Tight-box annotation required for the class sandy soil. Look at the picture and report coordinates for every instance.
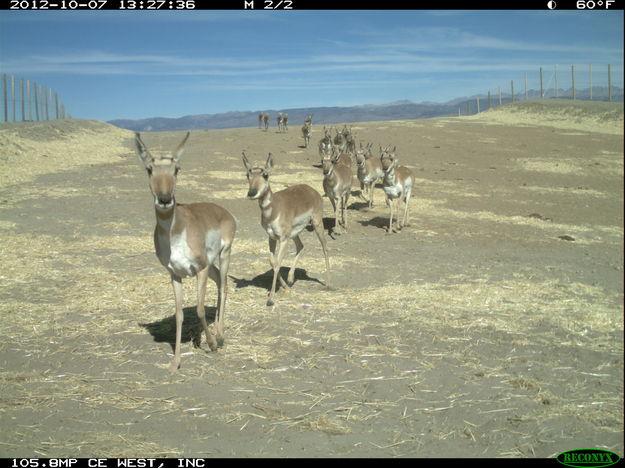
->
[0,100,623,458]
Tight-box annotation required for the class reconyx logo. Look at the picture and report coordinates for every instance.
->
[557,449,622,468]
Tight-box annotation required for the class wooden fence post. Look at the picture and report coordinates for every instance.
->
[608,64,612,102]
[2,74,7,122]
[11,75,15,122]
[540,67,544,98]
[511,81,514,102]
[571,65,576,100]
[589,64,592,100]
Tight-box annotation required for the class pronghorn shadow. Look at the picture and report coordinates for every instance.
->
[230,268,324,295]
[139,306,217,350]
[358,216,388,231]
[348,200,370,211]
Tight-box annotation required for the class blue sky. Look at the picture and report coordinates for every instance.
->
[0,10,623,122]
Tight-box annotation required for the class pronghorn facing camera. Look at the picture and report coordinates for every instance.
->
[283,113,289,132]
[380,146,414,233]
[242,152,331,306]
[263,113,269,131]
[318,126,333,159]
[322,148,353,234]
[355,143,383,208]
[258,113,263,129]
[135,132,237,373]
[277,113,284,132]
[333,128,346,154]
[302,121,311,148]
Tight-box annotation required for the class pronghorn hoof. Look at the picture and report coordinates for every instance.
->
[266,299,275,307]
[168,361,180,373]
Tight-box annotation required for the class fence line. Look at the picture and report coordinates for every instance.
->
[460,63,620,116]
[1,73,69,123]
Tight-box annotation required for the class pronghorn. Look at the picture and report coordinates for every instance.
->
[322,147,353,233]
[263,113,269,131]
[380,146,414,233]
[355,142,383,208]
[283,113,289,132]
[242,152,331,306]
[343,126,356,155]
[135,132,237,373]
[318,126,333,159]
[258,113,263,129]
[333,128,346,154]
[277,113,284,132]
[302,121,312,148]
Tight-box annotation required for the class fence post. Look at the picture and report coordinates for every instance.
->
[571,65,576,100]
[488,91,492,109]
[511,81,514,102]
[540,67,544,98]
[589,64,592,100]
[2,74,7,122]
[608,64,612,102]
[20,78,25,121]
[11,75,16,122]
[498,86,502,106]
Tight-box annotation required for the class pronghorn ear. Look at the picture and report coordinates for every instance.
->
[265,153,274,172]
[173,131,190,164]
[134,132,153,168]
[241,151,251,172]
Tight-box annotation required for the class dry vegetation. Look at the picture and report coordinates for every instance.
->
[0,101,623,458]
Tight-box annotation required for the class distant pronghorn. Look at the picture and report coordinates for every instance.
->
[258,113,263,129]
[263,113,269,131]
[355,142,383,208]
[277,113,284,132]
[302,121,312,148]
[322,147,353,233]
[333,128,346,154]
[343,126,356,155]
[304,114,313,126]
[283,113,289,132]
[380,146,414,233]
[318,126,333,159]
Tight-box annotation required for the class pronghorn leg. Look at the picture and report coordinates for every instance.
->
[197,267,219,352]
[214,245,231,346]
[268,238,291,291]
[402,189,412,228]
[341,192,349,230]
[329,197,339,233]
[312,211,331,289]
[287,235,304,285]
[169,274,184,373]
[268,238,290,306]
[386,197,394,233]
[370,182,375,208]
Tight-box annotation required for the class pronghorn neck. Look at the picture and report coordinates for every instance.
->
[155,201,176,235]
[257,184,274,219]
[383,164,396,183]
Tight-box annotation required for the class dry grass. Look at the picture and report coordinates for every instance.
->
[0,113,622,457]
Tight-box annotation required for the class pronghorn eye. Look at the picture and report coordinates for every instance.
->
[262,172,269,180]
[146,167,153,176]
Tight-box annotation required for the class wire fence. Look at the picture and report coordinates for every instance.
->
[459,63,621,116]
[1,73,70,123]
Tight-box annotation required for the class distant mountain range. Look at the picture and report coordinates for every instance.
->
[108,86,623,132]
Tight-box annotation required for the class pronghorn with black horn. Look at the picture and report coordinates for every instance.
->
[242,152,331,306]
[380,146,414,233]
[135,132,237,372]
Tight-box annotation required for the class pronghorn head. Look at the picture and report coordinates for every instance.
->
[135,132,190,211]
[355,144,367,168]
[242,151,273,200]
[380,146,398,173]
[322,147,340,176]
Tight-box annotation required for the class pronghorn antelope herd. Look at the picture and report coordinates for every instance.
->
[136,116,414,371]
